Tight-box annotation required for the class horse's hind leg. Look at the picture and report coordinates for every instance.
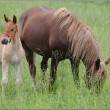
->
[41,56,49,83]
[70,58,80,88]
[49,51,59,91]
[21,42,36,89]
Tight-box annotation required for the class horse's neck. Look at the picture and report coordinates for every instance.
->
[69,29,100,69]
[70,26,100,71]
[82,52,99,71]
[11,34,21,50]
[81,40,100,71]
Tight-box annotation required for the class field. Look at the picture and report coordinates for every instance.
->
[0,0,110,109]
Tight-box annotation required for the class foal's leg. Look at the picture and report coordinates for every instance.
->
[70,58,80,87]
[41,56,49,83]
[14,63,22,96]
[49,51,59,91]
[1,60,9,94]
[14,63,22,87]
[22,42,36,89]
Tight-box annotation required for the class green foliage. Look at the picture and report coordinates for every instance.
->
[0,0,110,109]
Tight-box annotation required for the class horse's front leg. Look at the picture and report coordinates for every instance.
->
[41,56,49,84]
[1,60,9,94]
[14,62,22,96]
[14,63,22,88]
[70,58,80,88]
[49,51,59,91]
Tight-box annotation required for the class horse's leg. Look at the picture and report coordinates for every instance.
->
[26,51,36,89]
[14,63,22,87]
[41,56,49,83]
[49,51,59,91]
[14,62,22,95]
[21,42,36,89]
[1,60,9,95]
[70,58,80,88]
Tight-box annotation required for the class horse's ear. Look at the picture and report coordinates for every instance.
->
[105,58,110,65]
[95,59,100,70]
[13,15,17,24]
[4,14,9,22]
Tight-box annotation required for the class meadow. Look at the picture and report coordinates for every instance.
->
[0,0,110,109]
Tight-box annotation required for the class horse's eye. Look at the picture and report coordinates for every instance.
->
[11,29,14,31]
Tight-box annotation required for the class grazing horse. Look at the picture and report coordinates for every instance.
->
[18,6,110,93]
[0,15,24,92]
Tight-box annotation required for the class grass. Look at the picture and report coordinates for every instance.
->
[0,0,110,109]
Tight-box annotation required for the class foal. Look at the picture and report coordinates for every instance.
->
[0,15,24,91]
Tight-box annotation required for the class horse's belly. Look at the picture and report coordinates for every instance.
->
[35,48,45,56]
[34,47,51,56]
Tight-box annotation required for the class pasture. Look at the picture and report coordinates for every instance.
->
[0,0,110,109]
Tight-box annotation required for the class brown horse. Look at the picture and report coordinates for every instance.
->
[18,6,110,92]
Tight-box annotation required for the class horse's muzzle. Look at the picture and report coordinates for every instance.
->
[1,38,10,45]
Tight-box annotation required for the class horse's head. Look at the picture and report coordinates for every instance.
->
[84,58,110,93]
[1,14,17,45]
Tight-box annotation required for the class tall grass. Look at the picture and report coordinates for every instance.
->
[0,0,110,109]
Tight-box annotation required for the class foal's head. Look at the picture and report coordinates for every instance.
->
[1,14,17,45]
[84,58,110,93]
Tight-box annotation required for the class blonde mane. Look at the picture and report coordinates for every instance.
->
[53,8,100,69]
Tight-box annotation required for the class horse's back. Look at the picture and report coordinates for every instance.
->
[19,6,55,36]
[19,6,54,30]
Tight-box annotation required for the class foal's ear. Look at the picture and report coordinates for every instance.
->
[4,14,10,22]
[105,58,110,65]
[13,15,17,24]
[95,59,100,70]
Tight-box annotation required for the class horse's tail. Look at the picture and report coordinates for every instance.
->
[22,15,27,32]
[18,15,27,40]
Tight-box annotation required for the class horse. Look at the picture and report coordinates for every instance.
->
[0,15,24,92]
[18,6,110,93]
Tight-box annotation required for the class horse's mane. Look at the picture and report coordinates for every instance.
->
[53,8,101,70]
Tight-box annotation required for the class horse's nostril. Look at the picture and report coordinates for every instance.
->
[1,38,8,45]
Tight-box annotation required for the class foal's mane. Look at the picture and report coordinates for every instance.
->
[53,8,101,70]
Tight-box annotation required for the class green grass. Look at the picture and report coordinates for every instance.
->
[0,0,110,109]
